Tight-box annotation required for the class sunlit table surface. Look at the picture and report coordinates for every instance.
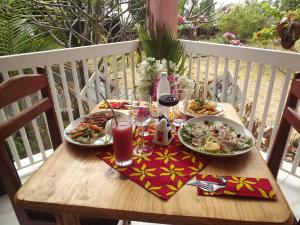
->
[15,102,295,225]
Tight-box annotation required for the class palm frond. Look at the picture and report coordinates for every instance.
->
[139,23,186,75]
[0,0,60,56]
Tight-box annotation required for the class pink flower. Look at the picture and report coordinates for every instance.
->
[178,15,187,25]
[168,74,178,82]
[230,39,243,46]
[223,32,236,40]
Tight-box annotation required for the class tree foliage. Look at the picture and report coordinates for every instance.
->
[219,2,270,40]
[280,0,300,11]
[253,3,300,50]
[27,0,145,48]
[0,0,60,56]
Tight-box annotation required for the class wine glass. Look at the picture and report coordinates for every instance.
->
[173,89,188,127]
[133,96,153,156]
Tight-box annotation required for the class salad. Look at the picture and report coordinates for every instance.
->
[180,120,253,154]
[67,113,113,144]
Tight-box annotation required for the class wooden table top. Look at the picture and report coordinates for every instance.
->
[15,103,295,225]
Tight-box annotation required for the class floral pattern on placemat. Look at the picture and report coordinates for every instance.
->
[196,174,276,200]
[95,126,207,200]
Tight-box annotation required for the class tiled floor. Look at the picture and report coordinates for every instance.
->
[0,168,299,225]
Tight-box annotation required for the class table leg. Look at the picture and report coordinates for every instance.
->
[55,213,81,225]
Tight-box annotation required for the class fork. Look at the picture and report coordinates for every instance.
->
[197,181,226,192]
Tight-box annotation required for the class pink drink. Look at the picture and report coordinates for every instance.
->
[112,119,133,167]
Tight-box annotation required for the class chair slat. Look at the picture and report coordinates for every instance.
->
[284,107,300,134]
[0,98,51,140]
[291,78,300,98]
[2,72,35,164]
[268,72,300,178]
[32,67,52,144]
[0,110,21,169]
[267,69,292,158]
[0,75,48,109]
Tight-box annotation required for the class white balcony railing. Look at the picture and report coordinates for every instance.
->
[1,40,300,178]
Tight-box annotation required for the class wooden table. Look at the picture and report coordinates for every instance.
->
[15,103,295,225]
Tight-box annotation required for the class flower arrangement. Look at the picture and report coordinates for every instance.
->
[136,23,194,100]
[136,58,177,100]
[136,58,195,101]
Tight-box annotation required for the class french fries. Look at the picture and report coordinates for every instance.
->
[187,99,220,116]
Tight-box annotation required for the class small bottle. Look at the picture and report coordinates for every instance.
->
[157,72,170,117]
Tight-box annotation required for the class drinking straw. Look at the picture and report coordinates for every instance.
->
[99,92,118,126]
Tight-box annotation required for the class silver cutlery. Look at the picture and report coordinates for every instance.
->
[218,176,227,185]
[197,181,226,192]
[187,176,227,192]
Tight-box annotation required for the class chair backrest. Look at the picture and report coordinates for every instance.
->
[0,68,61,225]
[267,72,300,178]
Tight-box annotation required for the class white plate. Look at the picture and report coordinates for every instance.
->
[64,110,128,147]
[179,100,224,117]
[178,116,255,157]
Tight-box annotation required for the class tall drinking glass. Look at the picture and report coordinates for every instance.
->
[133,96,152,156]
[112,117,133,167]
[173,89,188,127]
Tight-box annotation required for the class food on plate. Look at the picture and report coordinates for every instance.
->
[180,120,253,154]
[187,98,220,116]
[67,113,114,144]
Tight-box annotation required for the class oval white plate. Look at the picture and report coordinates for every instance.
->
[179,100,224,117]
[178,116,255,157]
[64,110,128,147]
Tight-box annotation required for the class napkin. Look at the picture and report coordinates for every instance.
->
[196,174,276,200]
[99,101,128,109]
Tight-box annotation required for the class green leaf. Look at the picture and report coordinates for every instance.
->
[0,0,61,56]
[139,22,186,75]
